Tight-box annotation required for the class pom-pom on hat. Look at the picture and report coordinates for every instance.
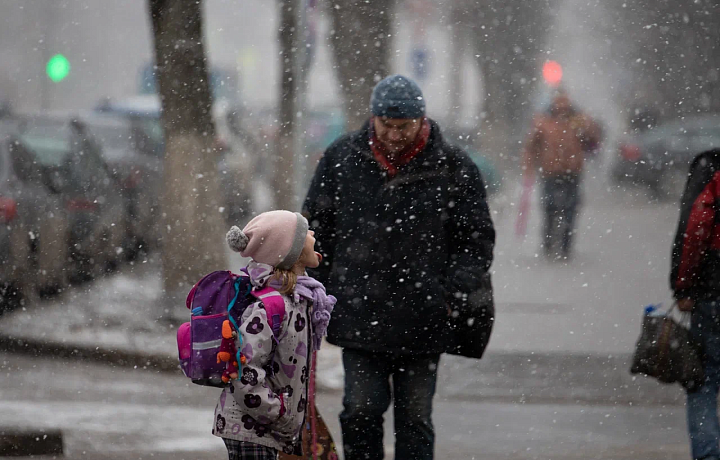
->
[227,211,309,270]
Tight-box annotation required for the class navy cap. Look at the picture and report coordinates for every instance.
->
[370,74,426,119]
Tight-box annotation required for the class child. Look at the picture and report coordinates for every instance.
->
[212,210,336,460]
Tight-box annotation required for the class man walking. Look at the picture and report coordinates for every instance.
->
[303,75,495,460]
[672,148,720,460]
[521,90,601,259]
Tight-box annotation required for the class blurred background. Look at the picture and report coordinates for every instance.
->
[1,1,720,458]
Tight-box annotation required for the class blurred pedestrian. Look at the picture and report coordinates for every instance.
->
[521,89,602,260]
[303,74,495,460]
[671,149,720,460]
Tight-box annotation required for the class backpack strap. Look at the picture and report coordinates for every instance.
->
[251,287,286,337]
[250,287,286,377]
[226,276,249,332]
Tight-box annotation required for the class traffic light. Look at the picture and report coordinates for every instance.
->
[542,60,562,87]
[46,54,70,82]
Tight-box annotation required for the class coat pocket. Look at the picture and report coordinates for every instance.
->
[273,410,300,438]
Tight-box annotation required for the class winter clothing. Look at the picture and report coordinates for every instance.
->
[227,211,309,271]
[671,150,720,301]
[669,151,720,459]
[213,262,331,456]
[369,116,431,177]
[340,349,439,460]
[270,275,335,351]
[223,439,278,460]
[522,112,602,176]
[686,300,720,460]
[303,117,495,356]
[522,106,600,258]
[370,74,426,119]
[541,174,581,257]
[250,261,335,352]
[304,116,493,460]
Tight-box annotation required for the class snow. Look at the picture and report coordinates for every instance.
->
[0,252,345,390]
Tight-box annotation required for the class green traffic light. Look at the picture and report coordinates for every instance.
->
[46,54,70,82]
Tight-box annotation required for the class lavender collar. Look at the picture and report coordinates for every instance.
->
[291,276,336,350]
[247,261,336,350]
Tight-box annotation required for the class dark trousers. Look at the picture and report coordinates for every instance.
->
[340,349,440,460]
[687,300,720,460]
[541,174,581,257]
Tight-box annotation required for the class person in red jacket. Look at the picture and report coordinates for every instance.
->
[671,148,720,460]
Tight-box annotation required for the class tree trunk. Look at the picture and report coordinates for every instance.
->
[147,0,226,314]
[274,0,298,211]
[447,4,466,129]
[472,0,547,167]
[328,0,394,131]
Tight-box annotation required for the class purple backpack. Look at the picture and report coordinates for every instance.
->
[176,270,285,387]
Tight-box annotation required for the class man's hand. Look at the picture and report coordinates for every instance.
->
[677,298,695,312]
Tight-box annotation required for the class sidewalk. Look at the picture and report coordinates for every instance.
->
[0,253,685,406]
[0,171,691,406]
[0,255,349,389]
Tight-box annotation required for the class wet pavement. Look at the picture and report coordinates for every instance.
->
[0,351,690,460]
[0,172,696,458]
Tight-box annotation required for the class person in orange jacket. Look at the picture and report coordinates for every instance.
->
[521,90,602,259]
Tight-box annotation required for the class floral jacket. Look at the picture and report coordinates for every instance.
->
[212,262,334,455]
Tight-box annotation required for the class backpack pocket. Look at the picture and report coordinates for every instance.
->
[177,322,192,377]
[187,313,228,387]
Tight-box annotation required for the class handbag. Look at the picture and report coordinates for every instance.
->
[444,272,495,359]
[442,152,495,359]
[630,303,705,390]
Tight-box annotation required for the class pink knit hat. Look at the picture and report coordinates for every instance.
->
[226,211,309,270]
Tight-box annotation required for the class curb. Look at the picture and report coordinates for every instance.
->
[0,429,63,457]
[0,334,687,407]
[0,334,179,372]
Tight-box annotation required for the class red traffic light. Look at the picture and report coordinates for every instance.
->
[542,60,563,87]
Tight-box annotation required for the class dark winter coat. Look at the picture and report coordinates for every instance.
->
[303,119,495,355]
[671,149,720,301]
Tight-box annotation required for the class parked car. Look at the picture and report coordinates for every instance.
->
[10,115,127,282]
[71,113,162,256]
[95,95,255,224]
[611,114,720,197]
[0,121,68,305]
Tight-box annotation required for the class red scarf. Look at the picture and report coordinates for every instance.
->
[369,117,430,177]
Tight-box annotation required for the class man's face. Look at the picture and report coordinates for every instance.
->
[373,117,422,154]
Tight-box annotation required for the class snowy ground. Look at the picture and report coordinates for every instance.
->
[489,166,679,354]
[0,168,696,458]
[0,352,691,460]
[0,167,683,396]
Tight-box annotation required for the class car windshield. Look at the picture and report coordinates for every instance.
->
[134,117,164,156]
[634,128,667,146]
[18,122,75,167]
[683,118,720,137]
[87,124,133,150]
[18,119,113,196]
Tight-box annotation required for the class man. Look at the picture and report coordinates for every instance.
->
[671,149,720,460]
[303,75,495,460]
[521,90,601,259]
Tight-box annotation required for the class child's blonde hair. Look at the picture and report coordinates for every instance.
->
[273,267,298,295]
